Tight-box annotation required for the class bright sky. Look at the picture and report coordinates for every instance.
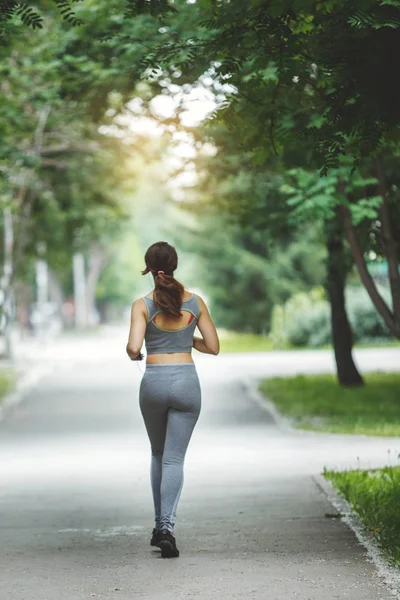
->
[99,72,233,199]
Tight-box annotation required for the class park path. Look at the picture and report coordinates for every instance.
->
[1,328,400,600]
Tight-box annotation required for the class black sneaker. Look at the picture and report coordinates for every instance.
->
[150,528,161,547]
[158,529,180,558]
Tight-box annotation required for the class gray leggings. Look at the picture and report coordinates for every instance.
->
[139,363,201,533]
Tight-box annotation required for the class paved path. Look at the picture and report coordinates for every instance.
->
[1,330,400,599]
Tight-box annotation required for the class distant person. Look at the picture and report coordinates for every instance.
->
[126,241,219,558]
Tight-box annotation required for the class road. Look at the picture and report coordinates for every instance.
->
[1,329,400,600]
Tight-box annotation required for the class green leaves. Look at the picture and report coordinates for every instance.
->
[53,0,84,26]
[0,2,43,30]
[348,8,400,29]
[282,164,385,227]
[15,4,43,29]
[151,0,400,170]
[348,10,377,28]
[283,168,338,222]
[349,196,382,225]
[0,1,84,30]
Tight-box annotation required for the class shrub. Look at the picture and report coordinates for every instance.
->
[346,286,392,343]
[270,285,393,348]
[285,304,331,347]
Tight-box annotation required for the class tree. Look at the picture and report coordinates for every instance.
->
[0,8,142,334]
[8,1,400,168]
[137,0,400,171]
[285,157,400,341]
[183,122,364,384]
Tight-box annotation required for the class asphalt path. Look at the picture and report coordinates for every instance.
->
[1,330,400,599]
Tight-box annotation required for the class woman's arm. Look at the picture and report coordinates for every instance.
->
[194,295,220,355]
[126,299,147,360]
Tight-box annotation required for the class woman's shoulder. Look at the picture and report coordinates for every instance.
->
[184,291,206,314]
[142,293,154,302]
[132,296,152,311]
[188,291,205,305]
[182,289,196,302]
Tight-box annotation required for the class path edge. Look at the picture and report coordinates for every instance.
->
[241,377,298,433]
[313,473,400,599]
[0,364,52,424]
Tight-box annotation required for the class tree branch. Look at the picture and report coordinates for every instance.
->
[341,204,399,338]
[375,154,400,321]
[41,159,67,169]
[39,142,99,156]
[34,104,51,154]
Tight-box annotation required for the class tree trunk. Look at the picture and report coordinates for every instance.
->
[0,106,51,338]
[48,269,65,325]
[85,244,107,327]
[325,209,364,387]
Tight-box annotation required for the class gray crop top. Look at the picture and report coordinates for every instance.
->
[142,293,200,355]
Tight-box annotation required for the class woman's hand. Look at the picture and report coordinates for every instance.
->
[126,344,144,361]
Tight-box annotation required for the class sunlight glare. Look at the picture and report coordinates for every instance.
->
[150,95,176,119]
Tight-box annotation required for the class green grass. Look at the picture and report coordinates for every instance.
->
[320,339,400,350]
[217,330,400,354]
[218,331,275,353]
[259,373,400,436]
[0,368,17,405]
[325,466,400,566]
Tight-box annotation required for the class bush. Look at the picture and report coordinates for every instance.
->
[270,285,393,348]
[346,286,392,343]
[285,304,331,348]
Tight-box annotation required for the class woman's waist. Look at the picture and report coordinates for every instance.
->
[146,352,194,365]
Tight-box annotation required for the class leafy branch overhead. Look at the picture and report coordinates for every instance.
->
[0,0,176,32]
[0,1,85,30]
[142,0,400,172]
[2,1,400,169]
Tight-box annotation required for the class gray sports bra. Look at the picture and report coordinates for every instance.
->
[142,293,200,355]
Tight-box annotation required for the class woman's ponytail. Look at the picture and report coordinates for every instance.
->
[142,242,185,318]
[153,271,184,318]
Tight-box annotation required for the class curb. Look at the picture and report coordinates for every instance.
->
[313,473,400,599]
[0,363,52,424]
[241,377,300,433]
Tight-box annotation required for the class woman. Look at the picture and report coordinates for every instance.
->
[126,241,219,558]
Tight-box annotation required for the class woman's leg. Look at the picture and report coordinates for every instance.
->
[160,371,201,532]
[139,378,168,529]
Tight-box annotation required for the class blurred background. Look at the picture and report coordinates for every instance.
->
[0,0,398,370]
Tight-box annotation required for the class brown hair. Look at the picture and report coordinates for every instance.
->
[142,241,184,318]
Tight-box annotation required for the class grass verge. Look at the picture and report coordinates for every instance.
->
[218,331,274,353]
[217,331,399,353]
[0,368,17,406]
[324,466,400,567]
[259,373,400,436]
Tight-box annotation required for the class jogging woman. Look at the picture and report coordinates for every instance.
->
[126,241,220,558]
